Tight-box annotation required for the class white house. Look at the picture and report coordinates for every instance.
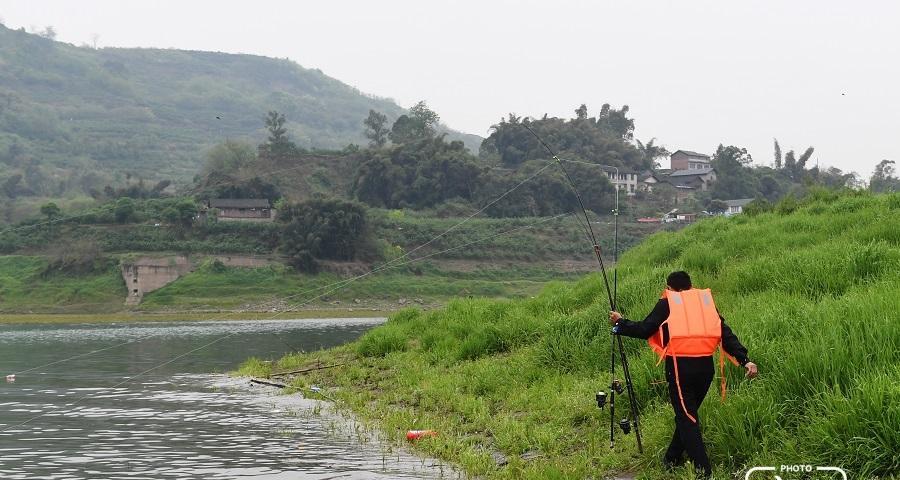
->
[602,168,639,196]
[724,198,754,215]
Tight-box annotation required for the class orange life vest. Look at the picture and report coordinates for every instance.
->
[648,288,739,423]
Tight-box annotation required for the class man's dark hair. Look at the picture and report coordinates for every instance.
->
[667,271,692,291]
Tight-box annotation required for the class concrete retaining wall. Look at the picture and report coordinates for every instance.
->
[120,255,277,305]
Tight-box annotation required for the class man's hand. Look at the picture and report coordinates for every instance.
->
[609,311,622,326]
[744,362,758,379]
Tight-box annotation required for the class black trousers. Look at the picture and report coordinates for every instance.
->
[664,355,714,475]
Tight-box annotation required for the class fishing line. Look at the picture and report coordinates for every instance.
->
[274,212,577,316]
[11,211,576,379]
[1,157,565,413]
[3,154,558,377]
[520,122,616,310]
[0,212,575,432]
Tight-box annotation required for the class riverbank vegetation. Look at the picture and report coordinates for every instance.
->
[137,261,585,313]
[240,190,900,479]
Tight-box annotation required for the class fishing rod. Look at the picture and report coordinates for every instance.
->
[612,198,644,453]
[521,121,642,453]
[519,123,615,309]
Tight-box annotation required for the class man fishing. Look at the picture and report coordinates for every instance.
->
[608,271,758,477]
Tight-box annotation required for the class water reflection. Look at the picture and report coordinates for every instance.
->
[0,318,459,479]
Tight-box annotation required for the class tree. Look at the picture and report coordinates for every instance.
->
[780,145,815,182]
[203,140,256,175]
[870,160,899,193]
[363,110,389,148]
[162,199,198,231]
[597,103,635,140]
[353,136,483,209]
[279,199,369,272]
[759,174,782,202]
[575,104,588,120]
[40,202,60,222]
[198,171,281,202]
[114,197,137,224]
[409,101,439,135]
[262,111,297,156]
[818,167,859,189]
[388,101,441,145]
[479,105,642,168]
[389,115,424,144]
[636,138,670,170]
[709,145,757,199]
[265,111,287,144]
[773,139,782,169]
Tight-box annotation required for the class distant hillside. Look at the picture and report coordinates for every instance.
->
[0,24,481,185]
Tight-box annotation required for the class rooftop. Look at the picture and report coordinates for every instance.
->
[668,168,716,177]
[671,150,711,159]
[725,198,755,207]
[599,166,639,175]
[208,198,271,209]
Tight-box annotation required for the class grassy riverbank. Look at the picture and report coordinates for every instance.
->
[240,190,900,479]
[0,253,588,317]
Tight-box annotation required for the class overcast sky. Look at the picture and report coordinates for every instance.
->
[3,0,898,176]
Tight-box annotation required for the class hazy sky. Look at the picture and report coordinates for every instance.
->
[3,0,898,176]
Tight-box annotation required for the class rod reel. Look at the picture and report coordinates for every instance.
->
[611,379,625,394]
[595,391,607,409]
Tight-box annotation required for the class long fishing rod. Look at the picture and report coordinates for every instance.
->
[520,123,615,310]
[520,121,642,453]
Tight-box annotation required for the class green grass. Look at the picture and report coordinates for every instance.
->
[240,191,900,479]
[373,209,663,261]
[0,255,126,313]
[139,261,581,311]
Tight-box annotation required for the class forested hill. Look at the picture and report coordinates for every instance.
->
[0,24,480,184]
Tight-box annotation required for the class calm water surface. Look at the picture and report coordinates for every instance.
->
[0,318,458,479]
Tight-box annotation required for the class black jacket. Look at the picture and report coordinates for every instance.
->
[614,298,750,366]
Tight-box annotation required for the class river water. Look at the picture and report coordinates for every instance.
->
[0,318,458,479]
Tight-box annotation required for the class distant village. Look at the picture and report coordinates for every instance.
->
[198,150,752,225]
[603,149,752,223]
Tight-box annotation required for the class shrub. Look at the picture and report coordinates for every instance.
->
[356,325,408,357]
